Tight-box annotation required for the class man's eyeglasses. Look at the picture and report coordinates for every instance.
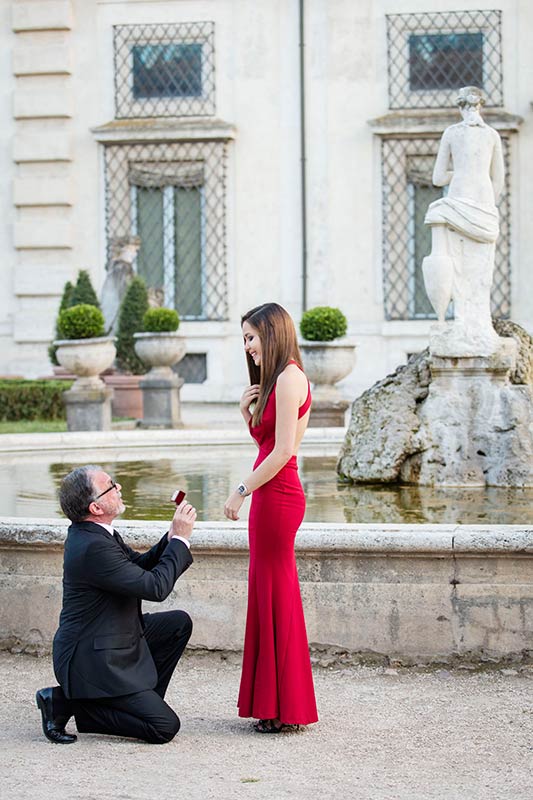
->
[93,481,118,502]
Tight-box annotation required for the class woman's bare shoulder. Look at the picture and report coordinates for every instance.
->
[277,363,308,394]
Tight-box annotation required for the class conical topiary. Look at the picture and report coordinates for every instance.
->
[116,276,149,374]
[48,280,75,365]
[49,271,101,366]
[70,269,100,308]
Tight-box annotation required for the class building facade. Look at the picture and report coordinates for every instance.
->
[0,0,531,402]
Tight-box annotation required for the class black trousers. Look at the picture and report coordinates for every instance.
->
[64,610,192,744]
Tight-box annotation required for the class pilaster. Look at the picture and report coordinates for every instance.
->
[11,0,75,344]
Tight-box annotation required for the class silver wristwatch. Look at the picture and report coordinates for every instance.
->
[237,482,249,497]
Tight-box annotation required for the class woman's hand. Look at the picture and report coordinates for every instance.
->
[224,490,245,521]
[240,384,260,418]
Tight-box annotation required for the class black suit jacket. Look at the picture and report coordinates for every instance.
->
[52,521,193,699]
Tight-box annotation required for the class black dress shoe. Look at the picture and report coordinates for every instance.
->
[36,688,77,744]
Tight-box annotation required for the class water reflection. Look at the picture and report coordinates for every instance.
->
[1,453,532,524]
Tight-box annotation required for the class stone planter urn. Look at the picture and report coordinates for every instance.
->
[133,332,186,378]
[54,336,116,430]
[300,340,356,427]
[55,337,116,389]
[133,332,186,428]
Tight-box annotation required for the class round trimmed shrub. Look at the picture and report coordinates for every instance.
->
[300,306,348,342]
[143,307,180,333]
[58,304,106,340]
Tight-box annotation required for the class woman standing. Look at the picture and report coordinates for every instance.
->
[223,302,318,733]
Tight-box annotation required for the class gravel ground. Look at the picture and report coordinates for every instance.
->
[1,651,531,800]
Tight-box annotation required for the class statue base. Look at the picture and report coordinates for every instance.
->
[429,320,504,358]
[400,338,533,486]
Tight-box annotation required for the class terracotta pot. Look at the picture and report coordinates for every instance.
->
[103,372,143,420]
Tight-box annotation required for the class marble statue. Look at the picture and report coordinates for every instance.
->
[422,86,505,356]
[100,236,141,335]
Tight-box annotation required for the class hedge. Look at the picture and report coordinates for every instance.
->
[0,380,72,421]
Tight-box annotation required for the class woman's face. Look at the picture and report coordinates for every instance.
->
[242,320,262,367]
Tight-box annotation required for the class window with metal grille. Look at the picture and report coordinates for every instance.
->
[104,140,228,321]
[114,22,215,118]
[386,10,503,109]
[174,353,207,384]
[381,137,510,321]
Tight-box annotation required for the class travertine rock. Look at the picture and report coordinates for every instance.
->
[338,321,533,487]
[493,317,533,385]
[337,351,431,482]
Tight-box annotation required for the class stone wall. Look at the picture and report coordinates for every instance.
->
[1,519,531,665]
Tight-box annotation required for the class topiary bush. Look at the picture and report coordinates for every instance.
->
[58,304,106,340]
[49,271,100,366]
[300,306,348,342]
[143,307,180,333]
[116,276,149,373]
[48,280,75,365]
[0,379,73,421]
[70,269,100,308]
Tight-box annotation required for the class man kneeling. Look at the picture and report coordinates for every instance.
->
[36,465,196,744]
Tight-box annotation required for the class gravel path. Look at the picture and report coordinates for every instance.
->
[1,651,531,800]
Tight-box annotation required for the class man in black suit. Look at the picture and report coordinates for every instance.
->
[36,464,196,745]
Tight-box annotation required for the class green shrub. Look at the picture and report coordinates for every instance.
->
[116,276,149,373]
[0,379,73,421]
[70,270,100,308]
[49,272,100,366]
[58,304,106,339]
[143,307,180,333]
[48,280,75,365]
[300,306,348,342]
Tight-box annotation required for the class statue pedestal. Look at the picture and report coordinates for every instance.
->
[401,338,533,486]
[139,371,184,429]
[63,386,113,432]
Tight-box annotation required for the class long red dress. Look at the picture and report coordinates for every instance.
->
[237,374,318,725]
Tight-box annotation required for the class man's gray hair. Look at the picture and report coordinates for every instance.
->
[58,465,101,523]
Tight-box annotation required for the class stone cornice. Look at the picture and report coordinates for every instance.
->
[1,519,532,556]
[92,117,237,145]
[368,109,524,136]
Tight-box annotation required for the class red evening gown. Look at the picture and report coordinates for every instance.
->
[237,373,318,725]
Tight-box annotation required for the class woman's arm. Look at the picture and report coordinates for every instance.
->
[490,131,505,203]
[432,130,453,187]
[224,367,304,520]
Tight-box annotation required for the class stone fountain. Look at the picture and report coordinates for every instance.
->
[339,87,533,487]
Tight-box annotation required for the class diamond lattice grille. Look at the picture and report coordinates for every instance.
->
[104,140,228,320]
[381,136,511,321]
[386,10,503,109]
[114,22,215,118]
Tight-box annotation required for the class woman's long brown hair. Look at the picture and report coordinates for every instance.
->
[241,303,303,426]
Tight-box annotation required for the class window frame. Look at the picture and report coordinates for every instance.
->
[113,21,216,119]
[386,10,503,110]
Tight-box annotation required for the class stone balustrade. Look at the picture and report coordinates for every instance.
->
[1,518,531,664]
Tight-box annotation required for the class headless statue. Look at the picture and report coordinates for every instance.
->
[100,236,141,336]
[422,86,505,356]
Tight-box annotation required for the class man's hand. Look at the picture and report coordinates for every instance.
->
[169,499,197,541]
